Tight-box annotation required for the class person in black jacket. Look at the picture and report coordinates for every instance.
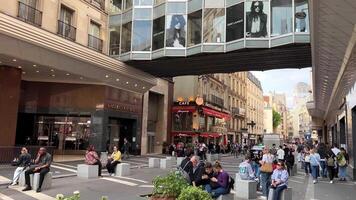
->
[285,150,295,176]
[317,143,328,178]
[200,162,214,189]
[192,160,205,187]
[180,151,194,182]
[10,147,31,186]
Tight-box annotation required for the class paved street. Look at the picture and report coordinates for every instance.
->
[0,155,355,200]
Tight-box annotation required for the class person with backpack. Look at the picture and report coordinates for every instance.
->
[326,150,336,184]
[338,148,349,181]
[309,148,321,184]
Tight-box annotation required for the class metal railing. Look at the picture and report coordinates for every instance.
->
[17,1,42,26]
[57,20,76,41]
[89,0,105,10]
[0,146,55,165]
[88,34,103,52]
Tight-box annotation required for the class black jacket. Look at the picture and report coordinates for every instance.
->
[192,162,205,186]
[180,157,193,182]
[14,153,31,167]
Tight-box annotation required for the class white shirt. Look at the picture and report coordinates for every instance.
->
[262,154,274,163]
[251,16,261,33]
[277,149,285,160]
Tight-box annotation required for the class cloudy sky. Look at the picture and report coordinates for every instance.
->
[251,68,312,108]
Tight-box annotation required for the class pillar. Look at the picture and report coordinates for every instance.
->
[0,66,21,146]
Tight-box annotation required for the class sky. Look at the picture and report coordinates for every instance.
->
[251,68,312,108]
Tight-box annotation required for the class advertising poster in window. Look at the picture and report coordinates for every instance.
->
[226,3,244,42]
[245,0,269,38]
[166,15,187,48]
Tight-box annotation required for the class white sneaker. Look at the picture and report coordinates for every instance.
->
[260,196,267,200]
[10,182,17,186]
[111,173,115,177]
[330,180,333,184]
[313,180,317,184]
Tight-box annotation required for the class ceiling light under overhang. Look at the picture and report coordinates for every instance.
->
[66,73,70,76]
[12,59,17,62]
[105,75,109,78]
[33,64,37,67]
[116,78,120,81]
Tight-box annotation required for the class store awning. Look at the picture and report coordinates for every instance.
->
[200,132,222,138]
[172,106,196,113]
[171,131,197,137]
[202,107,231,120]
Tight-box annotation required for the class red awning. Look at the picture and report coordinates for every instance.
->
[172,106,196,113]
[171,131,197,137]
[202,107,231,120]
[200,132,222,138]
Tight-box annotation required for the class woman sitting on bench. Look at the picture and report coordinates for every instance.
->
[270,160,289,200]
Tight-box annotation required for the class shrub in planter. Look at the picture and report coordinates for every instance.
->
[151,171,189,199]
[177,186,213,200]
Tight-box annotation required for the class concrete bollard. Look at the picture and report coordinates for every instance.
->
[234,173,257,199]
[148,158,160,168]
[269,187,292,200]
[33,172,52,191]
[19,171,33,187]
[176,157,185,166]
[115,163,131,176]
[77,164,99,178]
[160,159,172,169]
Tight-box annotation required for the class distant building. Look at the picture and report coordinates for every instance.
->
[263,96,273,134]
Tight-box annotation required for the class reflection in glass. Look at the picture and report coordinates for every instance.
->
[109,25,120,55]
[110,0,122,13]
[154,0,165,5]
[203,8,225,43]
[295,0,309,32]
[246,1,268,38]
[226,3,244,42]
[187,10,202,47]
[124,0,133,10]
[152,16,165,50]
[134,0,153,6]
[121,22,132,53]
[271,0,292,36]
[132,20,152,51]
[166,15,186,48]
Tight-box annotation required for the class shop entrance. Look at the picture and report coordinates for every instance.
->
[107,118,135,152]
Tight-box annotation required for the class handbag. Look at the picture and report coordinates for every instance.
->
[177,160,191,183]
[260,155,273,173]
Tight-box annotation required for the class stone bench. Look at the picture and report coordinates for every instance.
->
[234,173,257,199]
[33,172,52,191]
[176,157,185,166]
[77,164,98,178]
[148,158,160,168]
[216,193,234,200]
[160,159,172,169]
[115,163,131,176]
[268,187,292,200]
[207,154,220,162]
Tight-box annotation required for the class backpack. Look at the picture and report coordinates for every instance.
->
[228,176,235,193]
[177,160,191,183]
[337,154,347,167]
[327,156,335,167]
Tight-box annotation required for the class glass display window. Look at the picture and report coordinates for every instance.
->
[226,3,244,42]
[245,0,270,38]
[152,16,165,50]
[109,25,120,55]
[187,10,202,47]
[121,21,132,53]
[271,0,292,37]
[203,8,225,43]
[166,15,187,48]
[132,20,152,51]
[295,0,309,33]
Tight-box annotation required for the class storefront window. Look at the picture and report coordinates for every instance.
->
[295,0,309,32]
[121,22,132,53]
[226,3,244,42]
[36,116,91,150]
[173,112,193,131]
[132,20,152,51]
[207,116,214,132]
[199,116,205,131]
[203,8,225,43]
[245,0,269,38]
[187,10,202,47]
[271,0,292,36]
[109,25,120,55]
[110,0,122,13]
[166,15,187,48]
[152,16,165,50]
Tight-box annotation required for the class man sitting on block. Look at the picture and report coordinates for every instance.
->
[239,155,256,181]
[22,147,51,193]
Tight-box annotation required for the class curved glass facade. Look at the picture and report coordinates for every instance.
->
[109,0,310,60]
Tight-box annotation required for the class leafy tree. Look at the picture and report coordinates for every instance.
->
[273,110,282,129]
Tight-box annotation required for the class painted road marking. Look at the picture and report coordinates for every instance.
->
[51,165,77,173]
[0,175,11,182]
[289,179,304,184]
[52,163,77,169]
[0,193,15,200]
[138,185,153,188]
[12,187,56,200]
[115,176,148,183]
[102,177,138,186]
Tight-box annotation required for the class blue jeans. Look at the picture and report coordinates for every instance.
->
[339,166,347,179]
[320,161,328,177]
[252,161,260,177]
[205,184,229,198]
[272,185,288,200]
[260,172,272,197]
[311,165,319,180]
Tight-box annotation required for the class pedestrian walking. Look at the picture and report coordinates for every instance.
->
[259,148,274,199]
[317,143,328,178]
[337,147,349,181]
[304,148,312,175]
[309,148,321,184]
[285,150,295,176]
[326,150,336,184]
[277,146,285,161]
[122,138,130,159]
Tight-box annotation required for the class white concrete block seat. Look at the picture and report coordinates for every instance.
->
[19,171,32,187]
[268,187,292,200]
[115,163,131,176]
[160,159,172,169]
[148,158,160,168]
[33,172,52,191]
[176,157,185,166]
[234,173,257,200]
[77,164,99,178]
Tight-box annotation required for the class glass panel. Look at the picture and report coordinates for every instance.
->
[187,10,202,47]
[295,0,309,32]
[167,2,186,14]
[154,0,165,5]
[271,0,292,36]
[246,0,269,38]
[125,0,133,10]
[110,0,122,13]
[121,22,132,53]
[60,6,73,25]
[166,15,187,48]
[90,22,100,37]
[226,3,244,42]
[134,8,152,20]
[109,25,120,55]
[134,0,153,6]
[203,8,225,43]
[152,16,165,50]
[132,20,152,51]
[173,112,193,131]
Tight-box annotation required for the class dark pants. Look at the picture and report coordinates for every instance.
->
[304,162,311,174]
[327,166,336,181]
[272,185,288,200]
[93,160,102,176]
[205,184,229,198]
[286,163,293,175]
[106,160,120,174]
[25,167,50,189]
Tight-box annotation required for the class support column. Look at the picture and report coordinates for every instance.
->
[0,66,21,146]
[141,91,149,155]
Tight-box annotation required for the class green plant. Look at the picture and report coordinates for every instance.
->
[56,191,108,200]
[177,186,213,200]
[273,109,282,128]
[152,171,189,198]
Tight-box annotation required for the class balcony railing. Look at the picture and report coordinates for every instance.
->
[17,1,42,26]
[57,20,76,41]
[88,34,103,52]
[89,0,105,10]
[232,107,246,117]
[210,95,224,108]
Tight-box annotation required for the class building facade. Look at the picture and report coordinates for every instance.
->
[263,96,273,134]
[0,0,171,155]
[172,73,247,145]
[246,72,264,144]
